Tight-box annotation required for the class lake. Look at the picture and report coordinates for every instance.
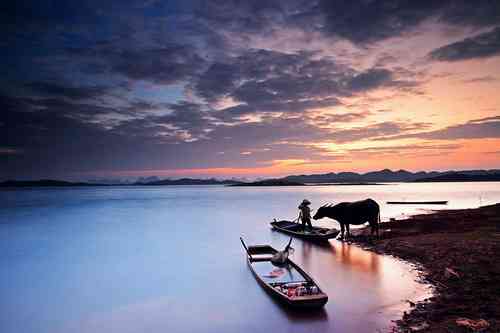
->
[1,182,499,332]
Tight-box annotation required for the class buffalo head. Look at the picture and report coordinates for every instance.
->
[313,203,333,220]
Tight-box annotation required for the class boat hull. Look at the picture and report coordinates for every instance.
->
[270,220,339,241]
[243,244,328,309]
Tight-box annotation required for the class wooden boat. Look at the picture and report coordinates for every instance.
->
[386,201,448,205]
[270,220,339,241]
[240,238,328,309]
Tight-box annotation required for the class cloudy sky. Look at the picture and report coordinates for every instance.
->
[1,0,500,180]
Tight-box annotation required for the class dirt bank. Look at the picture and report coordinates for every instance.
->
[351,203,500,332]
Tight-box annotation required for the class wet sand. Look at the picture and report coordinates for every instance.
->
[351,203,500,332]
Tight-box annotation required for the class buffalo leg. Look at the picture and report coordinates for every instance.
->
[346,224,350,238]
[369,218,380,238]
[339,223,345,239]
[377,213,380,238]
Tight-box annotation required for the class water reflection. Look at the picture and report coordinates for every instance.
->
[332,241,380,274]
[273,298,329,323]
[300,240,380,274]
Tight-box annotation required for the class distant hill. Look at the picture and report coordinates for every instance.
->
[282,169,500,183]
[0,178,242,187]
[229,179,305,187]
[0,179,102,187]
[136,178,241,186]
[3,169,499,188]
[414,173,500,182]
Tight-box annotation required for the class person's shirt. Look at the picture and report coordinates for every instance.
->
[300,205,311,219]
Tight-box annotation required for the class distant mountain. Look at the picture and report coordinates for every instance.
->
[0,179,103,187]
[229,179,305,187]
[282,169,500,183]
[414,172,500,182]
[136,178,241,186]
[136,176,161,184]
[86,178,134,185]
[3,169,499,188]
[1,178,241,187]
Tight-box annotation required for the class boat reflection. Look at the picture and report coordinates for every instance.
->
[279,305,329,323]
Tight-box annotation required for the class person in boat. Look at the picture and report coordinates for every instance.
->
[298,199,313,231]
[271,237,294,266]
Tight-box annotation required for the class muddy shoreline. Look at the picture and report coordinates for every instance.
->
[350,203,500,332]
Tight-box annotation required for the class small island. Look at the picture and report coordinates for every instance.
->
[228,179,305,187]
[414,173,500,182]
[0,179,102,187]
[307,182,385,186]
[136,178,239,186]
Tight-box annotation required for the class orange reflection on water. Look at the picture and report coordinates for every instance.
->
[331,241,381,274]
[299,240,381,275]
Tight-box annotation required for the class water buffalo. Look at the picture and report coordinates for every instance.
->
[313,199,380,239]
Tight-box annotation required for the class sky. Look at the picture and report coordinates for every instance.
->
[1,0,500,180]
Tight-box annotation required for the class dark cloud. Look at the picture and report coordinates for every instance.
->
[89,101,214,143]
[192,49,336,102]
[318,1,500,43]
[344,143,461,159]
[462,76,498,84]
[0,94,207,179]
[0,148,22,156]
[329,121,431,143]
[25,82,109,100]
[194,63,240,102]
[469,116,500,123]
[155,102,212,139]
[193,0,302,35]
[317,1,500,44]
[0,0,163,29]
[346,143,461,154]
[311,112,370,126]
[1,1,96,27]
[215,98,342,122]
[111,46,206,84]
[347,69,393,92]
[429,27,500,61]
[0,94,331,179]
[209,116,333,146]
[192,49,413,121]
[2,1,499,179]
[437,1,500,28]
[378,116,500,141]
[318,1,441,44]
[1,94,128,179]
[191,1,500,44]
[231,74,343,104]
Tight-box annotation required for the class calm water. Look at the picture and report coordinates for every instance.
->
[1,182,499,333]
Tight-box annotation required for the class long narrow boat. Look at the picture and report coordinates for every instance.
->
[240,238,328,309]
[386,201,448,205]
[270,220,339,241]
